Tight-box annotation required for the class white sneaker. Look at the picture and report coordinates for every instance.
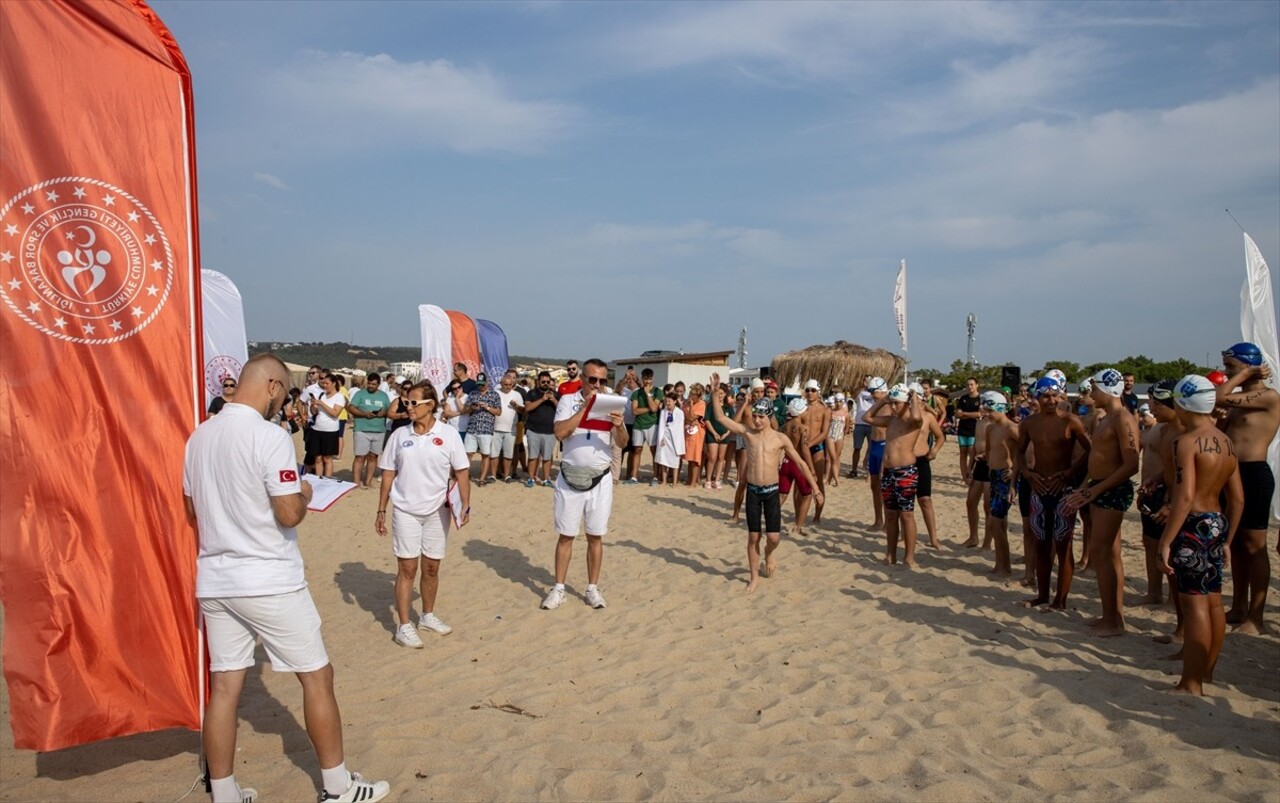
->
[541,587,566,610]
[417,612,453,636]
[584,587,607,609]
[318,772,391,803]
[393,623,423,649]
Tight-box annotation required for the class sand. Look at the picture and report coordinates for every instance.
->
[3,440,1278,802]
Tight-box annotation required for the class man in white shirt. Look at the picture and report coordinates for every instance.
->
[493,372,525,482]
[300,365,323,474]
[541,358,628,611]
[849,376,884,479]
[183,354,389,803]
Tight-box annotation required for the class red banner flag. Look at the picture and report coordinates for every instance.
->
[446,310,483,379]
[0,0,203,750]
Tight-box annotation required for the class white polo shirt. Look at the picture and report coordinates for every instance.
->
[183,403,307,599]
[378,420,469,515]
[555,391,613,469]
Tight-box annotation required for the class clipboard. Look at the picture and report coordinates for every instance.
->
[578,393,624,432]
[445,479,468,528]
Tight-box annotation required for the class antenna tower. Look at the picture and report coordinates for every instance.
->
[966,313,977,368]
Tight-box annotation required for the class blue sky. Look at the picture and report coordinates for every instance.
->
[153,0,1280,372]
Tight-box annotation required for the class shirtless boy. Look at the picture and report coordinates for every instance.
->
[1137,381,1177,605]
[709,373,822,591]
[780,397,818,535]
[800,380,832,524]
[981,393,1019,577]
[865,384,925,567]
[1016,378,1091,609]
[911,384,946,549]
[1064,370,1140,636]
[730,379,775,523]
[864,381,889,531]
[1074,377,1105,572]
[1158,375,1244,695]
[963,408,992,549]
[1216,342,1279,635]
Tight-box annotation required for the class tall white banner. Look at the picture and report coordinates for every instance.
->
[419,304,453,396]
[201,269,248,410]
[893,259,907,351]
[1240,233,1280,519]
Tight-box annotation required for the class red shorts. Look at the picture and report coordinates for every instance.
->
[778,458,812,496]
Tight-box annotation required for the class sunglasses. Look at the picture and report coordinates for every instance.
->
[222,382,236,388]
[585,376,608,385]
[403,399,433,409]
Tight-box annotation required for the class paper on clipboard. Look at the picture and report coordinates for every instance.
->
[446,480,467,528]
[579,392,626,432]
[301,475,357,511]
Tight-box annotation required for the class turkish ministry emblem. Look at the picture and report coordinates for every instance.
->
[0,177,174,345]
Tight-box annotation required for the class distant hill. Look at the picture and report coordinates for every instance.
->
[248,340,564,370]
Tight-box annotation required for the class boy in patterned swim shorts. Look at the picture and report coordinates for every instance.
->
[1158,375,1243,695]
[864,384,925,567]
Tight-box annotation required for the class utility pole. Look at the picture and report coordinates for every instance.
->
[737,326,748,370]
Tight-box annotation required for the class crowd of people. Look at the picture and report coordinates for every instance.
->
[184,343,1278,803]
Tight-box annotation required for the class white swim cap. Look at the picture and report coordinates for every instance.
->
[1091,368,1124,397]
[750,378,765,390]
[888,383,909,403]
[980,390,1007,409]
[867,376,886,391]
[1045,369,1067,390]
[908,382,925,397]
[1174,375,1216,414]
[834,392,846,402]
[804,379,821,391]
[787,397,808,417]
[1077,377,1092,393]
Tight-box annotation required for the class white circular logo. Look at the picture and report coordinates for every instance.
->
[0,177,175,345]
[423,357,448,387]
[205,354,243,398]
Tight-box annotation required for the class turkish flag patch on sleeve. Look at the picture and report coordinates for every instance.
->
[279,469,298,483]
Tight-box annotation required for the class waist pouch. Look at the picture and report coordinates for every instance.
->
[560,464,610,491]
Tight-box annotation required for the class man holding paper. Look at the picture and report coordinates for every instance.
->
[542,358,629,611]
[376,382,471,648]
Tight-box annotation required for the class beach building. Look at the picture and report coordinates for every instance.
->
[609,349,734,389]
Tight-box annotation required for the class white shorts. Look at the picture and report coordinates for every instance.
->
[354,430,384,457]
[492,430,516,459]
[464,432,493,456]
[527,431,556,460]
[392,505,451,560]
[632,426,657,447]
[553,471,613,537]
[200,589,329,674]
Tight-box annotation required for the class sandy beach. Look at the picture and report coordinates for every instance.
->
[3,439,1278,802]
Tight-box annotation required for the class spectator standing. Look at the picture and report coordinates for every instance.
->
[493,372,525,482]
[348,373,390,489]
[626,368,662,483]
[208,375,237,416]
[523,370,560,487]
[465,373,501,485]
[558,360,583,396]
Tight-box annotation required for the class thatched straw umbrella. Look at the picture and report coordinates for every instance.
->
[770,340,906,393]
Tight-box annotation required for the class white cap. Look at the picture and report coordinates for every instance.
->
[395,375,406,383]
[980,390,1007,409]
[804,379,821,391]
[887,383,909,403]
[834,392,846,401]
[867,376,886,391]
[1091,368,1124,398]
[908,382,925,397]
[787,397,808,417]
[1174,375,1216,414]
[750,378,765,390]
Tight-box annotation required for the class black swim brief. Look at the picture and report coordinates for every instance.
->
[810,442,825,455]
[1138,483,1167,540]
[914,456,932,498]
[1087,478,1134,512]
[972,458,990,484]
[746,483,781,535]
[1238,461,1276,531]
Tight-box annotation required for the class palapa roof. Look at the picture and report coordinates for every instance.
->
[770,340,906,392]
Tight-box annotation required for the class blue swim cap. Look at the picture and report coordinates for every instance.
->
[1031,377,1060,398]
[1222,342,1263,366]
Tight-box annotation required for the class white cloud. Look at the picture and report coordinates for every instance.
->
[269,50,584,154]
[253,172,290,191]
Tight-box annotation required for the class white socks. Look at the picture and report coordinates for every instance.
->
[321,763,351,796]
[209,776,242,803]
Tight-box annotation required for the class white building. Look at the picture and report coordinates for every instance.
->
[608,350,734,389]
